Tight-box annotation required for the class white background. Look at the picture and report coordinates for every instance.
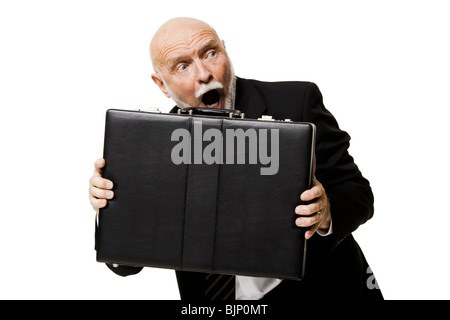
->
[0,0,449,300]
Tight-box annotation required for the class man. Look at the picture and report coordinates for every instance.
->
[89,17,383,300]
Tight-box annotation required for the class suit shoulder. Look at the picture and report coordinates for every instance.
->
[242,78,316,90]
[241,78,318,101]
[237,77,319,120]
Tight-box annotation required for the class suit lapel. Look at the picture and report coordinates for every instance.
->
[234,77,267,119]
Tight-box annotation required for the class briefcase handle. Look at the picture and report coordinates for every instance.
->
[177,107,245,119]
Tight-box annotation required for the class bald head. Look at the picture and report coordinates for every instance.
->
[149,17,235,110]
[150,17,221,72]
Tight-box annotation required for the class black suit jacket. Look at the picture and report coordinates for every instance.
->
[104,77,383,300]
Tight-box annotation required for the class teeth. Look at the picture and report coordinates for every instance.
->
[208,102,219,108]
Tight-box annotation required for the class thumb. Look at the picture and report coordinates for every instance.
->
[93,158,105,177]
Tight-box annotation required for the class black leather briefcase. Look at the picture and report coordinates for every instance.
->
[96,107,315,280]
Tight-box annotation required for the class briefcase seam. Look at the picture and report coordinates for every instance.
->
[180,115,193,271]
[210,117,225,273]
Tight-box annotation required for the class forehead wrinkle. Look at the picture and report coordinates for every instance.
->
[158,29,219,68]
[186,29,218,47]
[160,42,191,67]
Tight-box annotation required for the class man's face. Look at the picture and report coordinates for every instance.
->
[151,22,235,109]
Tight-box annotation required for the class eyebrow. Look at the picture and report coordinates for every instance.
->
[164,37,222,69]
[198,39,221,55]
[167,55,190,68]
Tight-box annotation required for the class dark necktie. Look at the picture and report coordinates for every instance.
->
[205,273,235,300]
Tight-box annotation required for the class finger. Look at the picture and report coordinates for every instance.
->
[89,186,114,200]
[295,202,321,216]
[89,176,114,190]
[89,194,107,210]
[93,158,106,177]
[300,213,322,240]
[300,182,323,201]
[295,211,321,228]
[305,226,318,240]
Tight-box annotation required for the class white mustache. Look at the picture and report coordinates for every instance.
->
[195,81,224,99]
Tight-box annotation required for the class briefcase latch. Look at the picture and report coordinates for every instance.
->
[138,107,161,113]
[258,115,275,121]
[257,115,293,122]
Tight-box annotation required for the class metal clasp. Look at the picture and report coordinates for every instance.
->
[258,115,274,121]
[139,107,161,113]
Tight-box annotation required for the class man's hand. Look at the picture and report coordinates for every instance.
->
[295,176,331,240]
[89,158,114,214]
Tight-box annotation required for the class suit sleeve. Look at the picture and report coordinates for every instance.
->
[302,82,374,249]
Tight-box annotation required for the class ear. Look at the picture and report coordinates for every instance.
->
[151,73,171,98]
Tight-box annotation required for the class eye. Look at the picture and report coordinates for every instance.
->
[177,64,188,72]
[207,51,217,58]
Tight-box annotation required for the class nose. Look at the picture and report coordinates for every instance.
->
[196,60,213,84]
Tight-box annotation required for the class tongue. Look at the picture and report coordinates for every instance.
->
[202,90,220,106]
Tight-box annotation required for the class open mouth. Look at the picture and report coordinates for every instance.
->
[201,89,221,108]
